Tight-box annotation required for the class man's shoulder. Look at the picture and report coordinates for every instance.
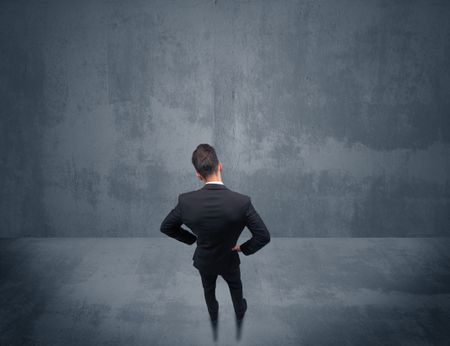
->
[178,188,202,200]
[178,187,250,202]
[226,189,251,202]
[178,190,197,201]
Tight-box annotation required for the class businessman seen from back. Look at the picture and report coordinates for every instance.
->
[160,143,271,322]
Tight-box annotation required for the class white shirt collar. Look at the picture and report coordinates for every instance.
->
[205,180,224,185]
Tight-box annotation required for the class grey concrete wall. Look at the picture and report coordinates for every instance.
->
[1,0,449,237]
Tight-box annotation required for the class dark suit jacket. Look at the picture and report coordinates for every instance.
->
[160,183,271,274]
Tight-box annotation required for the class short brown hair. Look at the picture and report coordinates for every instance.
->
[191,144,219,179]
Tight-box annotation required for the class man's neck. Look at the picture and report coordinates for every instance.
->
[204,175,223,184]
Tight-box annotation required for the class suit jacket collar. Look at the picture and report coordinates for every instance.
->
[201,183,228,190]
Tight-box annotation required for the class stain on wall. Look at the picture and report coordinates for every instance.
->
[1,0,449,237]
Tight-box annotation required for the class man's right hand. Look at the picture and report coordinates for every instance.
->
[231,244,241,252]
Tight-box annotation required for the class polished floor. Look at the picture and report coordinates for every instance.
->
[1,237,449,346]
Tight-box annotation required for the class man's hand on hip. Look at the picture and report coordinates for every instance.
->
[231,244,241,252]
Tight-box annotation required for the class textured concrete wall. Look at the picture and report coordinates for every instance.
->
[1,0,449,237]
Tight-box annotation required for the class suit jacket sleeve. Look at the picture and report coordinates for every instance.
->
[240,198,271,256]
[160,195,197,245]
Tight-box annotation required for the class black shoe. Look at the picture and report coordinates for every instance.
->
[208,301,219,322]
[236,298,247,320]
[209,306,219,322]
[210,311,218,322]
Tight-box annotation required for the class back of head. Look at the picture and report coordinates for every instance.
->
[192,144,219,180]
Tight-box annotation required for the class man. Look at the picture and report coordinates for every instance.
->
[160,143,271,322]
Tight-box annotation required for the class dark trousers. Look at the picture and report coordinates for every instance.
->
[199,266,246,317]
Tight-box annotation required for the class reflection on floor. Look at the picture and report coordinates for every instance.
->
[1,237,449,345]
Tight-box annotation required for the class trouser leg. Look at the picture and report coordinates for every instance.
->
[220,266,245,315]
[199,270,219,316]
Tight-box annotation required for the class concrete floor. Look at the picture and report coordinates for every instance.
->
[1,238,449,346]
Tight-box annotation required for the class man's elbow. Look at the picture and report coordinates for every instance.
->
[262,231,271,245]
[160,223,169,235]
